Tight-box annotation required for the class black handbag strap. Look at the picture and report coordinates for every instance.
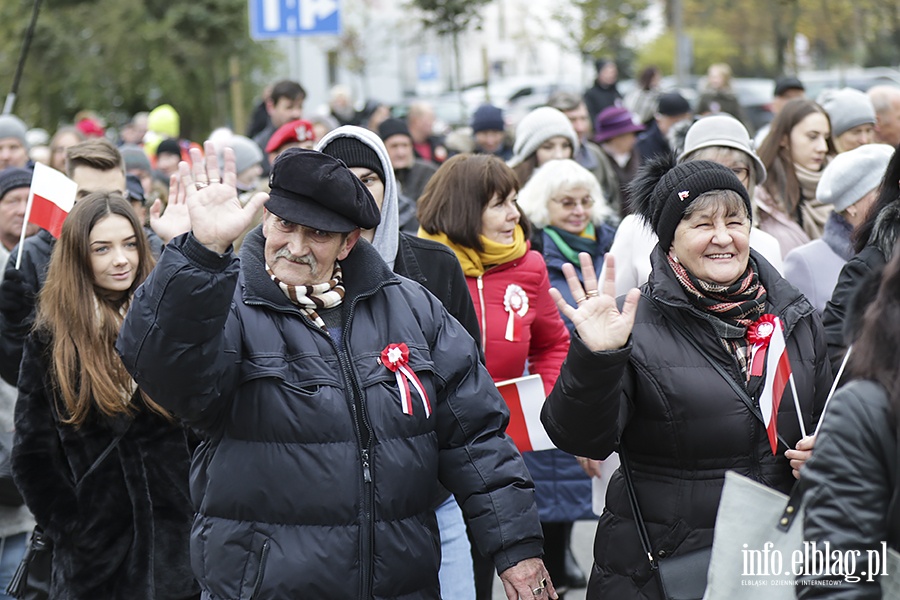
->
[619,448,657,570]
[643,293,792,452]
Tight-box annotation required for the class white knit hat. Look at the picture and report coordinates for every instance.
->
[508,107,578,168]
[817,143,894,212]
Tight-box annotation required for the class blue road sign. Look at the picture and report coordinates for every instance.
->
[417,55,439,82]
[249,0,341,39]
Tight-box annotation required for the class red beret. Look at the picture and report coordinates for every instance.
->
[265,119,316,154]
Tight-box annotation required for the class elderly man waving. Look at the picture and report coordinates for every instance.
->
[116,142,555,600]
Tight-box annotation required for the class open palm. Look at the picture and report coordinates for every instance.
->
[549,253,641,352]
[182,141,268,254]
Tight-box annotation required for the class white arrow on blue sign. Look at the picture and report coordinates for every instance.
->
[249,0,341,39]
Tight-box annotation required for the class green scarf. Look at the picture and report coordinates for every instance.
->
[544,223,598,264]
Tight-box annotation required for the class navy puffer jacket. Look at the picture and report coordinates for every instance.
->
[117,228,543,600]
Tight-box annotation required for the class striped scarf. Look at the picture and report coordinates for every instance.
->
[266,262,345,332]
[667,254,767,380]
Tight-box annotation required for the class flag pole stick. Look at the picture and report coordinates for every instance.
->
[814,345,852,435]
[14,187,35,270]
[788,372,807,439]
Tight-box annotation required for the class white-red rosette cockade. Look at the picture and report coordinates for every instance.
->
[379,343,431,418]
[747,313,778,377]
[503,284,529,342]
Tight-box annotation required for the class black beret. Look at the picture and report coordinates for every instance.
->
[267,148,381,233]
[0,167,32,200]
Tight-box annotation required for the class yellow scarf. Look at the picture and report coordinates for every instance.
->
[418,225,528,277]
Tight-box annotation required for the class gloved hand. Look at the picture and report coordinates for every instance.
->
[0,269,36,324]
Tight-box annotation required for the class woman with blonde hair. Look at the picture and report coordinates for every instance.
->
[11,192,197,599]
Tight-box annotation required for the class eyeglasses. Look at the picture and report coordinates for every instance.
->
[730,166,750,181]
[551,196,595,210]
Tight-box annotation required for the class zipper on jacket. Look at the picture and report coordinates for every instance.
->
[343,282,391,600]
[477,276,487,350]
[249,539,270,600]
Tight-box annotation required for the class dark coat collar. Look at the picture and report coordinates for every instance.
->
[238,225,400,312]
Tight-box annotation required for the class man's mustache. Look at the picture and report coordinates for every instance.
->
[275,248,319,276]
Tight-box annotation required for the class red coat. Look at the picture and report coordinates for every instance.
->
[466,250,569,394]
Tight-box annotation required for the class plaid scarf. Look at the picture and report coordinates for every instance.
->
[266,262,345,332]
[667,254,767,380]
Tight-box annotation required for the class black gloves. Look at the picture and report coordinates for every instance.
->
[0,269,36,324]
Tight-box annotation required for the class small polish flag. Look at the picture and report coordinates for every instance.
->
[496,374,554,453]
[759,316,792,455]
[25,162,77,239]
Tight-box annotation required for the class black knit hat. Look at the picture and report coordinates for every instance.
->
[0,167,32,200]
[268,148,381,233]
[632,156,751,251]
[378,118,411,143]
[318,136,385,184]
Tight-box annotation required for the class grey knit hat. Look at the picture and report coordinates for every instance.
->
[508,107,578,168]
[0,115,28,148]
[228,135,263,174]
[120,144,152,173]
[818,88,875,138]
[817,143,893,213]
[678,114,766,185]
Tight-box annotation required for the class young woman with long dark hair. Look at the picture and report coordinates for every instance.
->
[11,192,197,599]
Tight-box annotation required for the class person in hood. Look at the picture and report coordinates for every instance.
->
[317,123,485,600]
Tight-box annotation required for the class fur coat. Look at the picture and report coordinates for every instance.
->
[11,328,198,600]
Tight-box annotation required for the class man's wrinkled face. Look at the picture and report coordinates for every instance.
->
[262,210,359,287]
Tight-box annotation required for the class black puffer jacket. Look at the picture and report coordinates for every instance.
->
[799,380,900,598]
[13,329,196,599]
[0,228,54,385]
[823,201,900,373]
[541,247,831,599]
[117,229,543,600]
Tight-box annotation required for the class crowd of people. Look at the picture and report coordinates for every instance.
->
[0,58,897,600]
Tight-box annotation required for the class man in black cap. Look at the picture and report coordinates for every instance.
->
[116,143,556,599]
[636,92,693,161]
[754,76,806,146]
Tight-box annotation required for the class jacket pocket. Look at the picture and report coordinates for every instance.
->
[241,532,270,600]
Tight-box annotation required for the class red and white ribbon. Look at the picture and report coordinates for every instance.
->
[380,343,431,418]
[503,284,529,342]
[747,314,777,378]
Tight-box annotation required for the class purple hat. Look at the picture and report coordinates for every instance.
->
[593,106,644,143]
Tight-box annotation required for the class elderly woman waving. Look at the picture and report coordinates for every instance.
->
[540,158,833,599]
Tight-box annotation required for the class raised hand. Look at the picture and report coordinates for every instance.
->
[181,141,269,253]
[549,253,640,352]
[149,173,191,243]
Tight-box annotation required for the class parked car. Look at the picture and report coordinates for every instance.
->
[798,67,900,100]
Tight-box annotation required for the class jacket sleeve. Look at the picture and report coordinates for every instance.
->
[526,262,571,395]
[0,244,44,386]
[783,249,818,313]
[822,254,876,374]
[426,297,544,574]
[116,234,242,433]
[11,333,78,538]
[798,382,895,599]
[540,335,631,460]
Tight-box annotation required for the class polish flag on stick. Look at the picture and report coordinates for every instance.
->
[497,374,554,452]
[759,316,807,455]
[15,163,77,268]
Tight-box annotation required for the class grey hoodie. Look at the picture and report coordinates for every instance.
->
[316,126,400,270]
